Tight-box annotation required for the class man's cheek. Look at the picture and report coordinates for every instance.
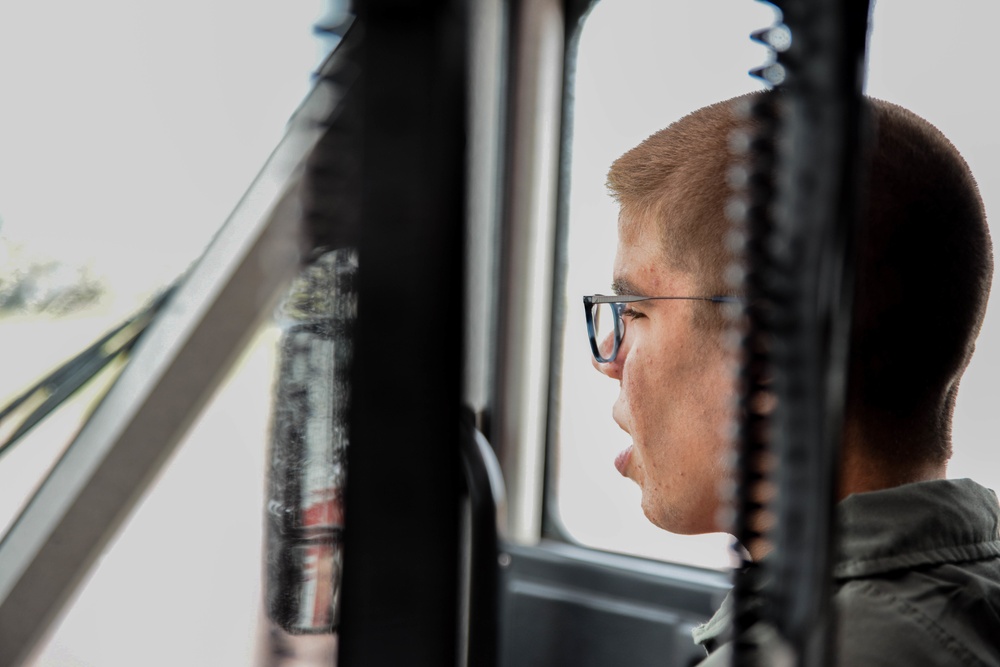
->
[618,372,650,435]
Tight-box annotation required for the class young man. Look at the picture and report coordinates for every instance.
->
[589,95,1000,664]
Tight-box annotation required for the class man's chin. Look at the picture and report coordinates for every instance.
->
[642,508,680,534]
[641,498,720,536]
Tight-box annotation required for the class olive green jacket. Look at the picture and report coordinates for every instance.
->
[692,478,1000,666]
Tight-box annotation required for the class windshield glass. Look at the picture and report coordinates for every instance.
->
[0,0,328,531]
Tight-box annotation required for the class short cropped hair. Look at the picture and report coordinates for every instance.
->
[607,94,993,466]
[607,97,738,297]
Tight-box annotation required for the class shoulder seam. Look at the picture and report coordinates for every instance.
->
[834,542,1000,579]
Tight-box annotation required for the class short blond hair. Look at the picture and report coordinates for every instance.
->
[607,95,748,297]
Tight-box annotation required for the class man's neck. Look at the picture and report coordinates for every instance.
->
[742,447,948,562]
[838,445,947,500]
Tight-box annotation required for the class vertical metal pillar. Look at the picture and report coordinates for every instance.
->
[335,1,468,665]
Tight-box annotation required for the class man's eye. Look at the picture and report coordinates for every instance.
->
[621,307,644,319]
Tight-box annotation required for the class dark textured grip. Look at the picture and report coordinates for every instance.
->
[728,1,874,665]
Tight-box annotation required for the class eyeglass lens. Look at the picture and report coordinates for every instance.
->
[591,301,621,361]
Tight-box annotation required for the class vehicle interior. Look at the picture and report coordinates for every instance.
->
[0,1,998,666]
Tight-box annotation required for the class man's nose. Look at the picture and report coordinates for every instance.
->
[592,332,623,379]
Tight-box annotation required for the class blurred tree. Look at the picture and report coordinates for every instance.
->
[0,234,106,317]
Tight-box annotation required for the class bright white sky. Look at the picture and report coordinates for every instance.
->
[0,0,329,312]
[0,2,332,665]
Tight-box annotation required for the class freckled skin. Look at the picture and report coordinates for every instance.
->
[594,213,736,535]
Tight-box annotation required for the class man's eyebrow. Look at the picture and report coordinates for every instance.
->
[611,278,643,296]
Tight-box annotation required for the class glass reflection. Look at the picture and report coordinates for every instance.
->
[264,248,356,639]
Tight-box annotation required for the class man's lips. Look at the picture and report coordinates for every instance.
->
[614,445,632,476]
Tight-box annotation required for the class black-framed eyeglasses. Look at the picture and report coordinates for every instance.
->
[583,294,742,363]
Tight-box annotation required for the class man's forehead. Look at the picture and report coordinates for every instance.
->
[616,207,650,242]
[615,206,673,263]
[612,237,698,297]
[616,194,711,283]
